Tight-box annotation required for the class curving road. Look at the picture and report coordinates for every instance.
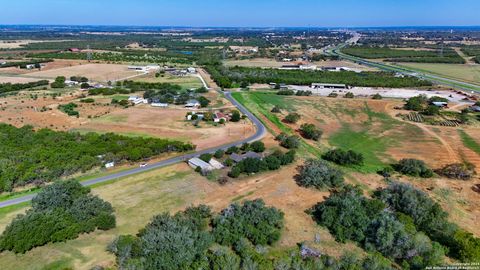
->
[0,91,266,209]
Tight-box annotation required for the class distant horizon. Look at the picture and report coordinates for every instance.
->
[1,0,479,27]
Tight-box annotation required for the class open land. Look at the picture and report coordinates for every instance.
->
[225,58,378,71]
[396,62,480,85]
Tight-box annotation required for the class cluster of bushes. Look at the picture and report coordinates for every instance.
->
[436,162,476,180]
[0,59,53,69]
[50,76,66,88]
[69,76,89,82]
[277,89,295,96]
[394,158,434,178]
[0,124,194,191]
[404,95,447,116]
[228,150,295,178]
[375,182,480,262]
[299,123,322,141]
[296,159,344,190]
[295,90,313,96]
[0,180,115,253]
[79,98,95,103]
[275,133,301,149]
[58,102,79,117]
[0,80,49,94]
[284,112,301,123]
[310,184,447,269]
[109,200,289,270]
[322,149,364,166]
[206,64,432,88]
[343,46,465,63]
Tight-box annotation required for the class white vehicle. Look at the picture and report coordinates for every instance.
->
[140,163,148,168]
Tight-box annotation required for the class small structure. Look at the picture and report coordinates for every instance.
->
[230,151,263,163]
[188,158,213,172]
[185,99,200,108]
[68,48,81,52]
[151,102,169,108]
[187,67,196,74]
[105,162,115,169]
[431,101,448,108]
[128,96,139,101]
[132,98,148,105]
[214,112,228,123]
[64,80,79,87]
[25,64,36,70]
[209,158,225,170]
[311,83,347,90]
[469,105,480,112]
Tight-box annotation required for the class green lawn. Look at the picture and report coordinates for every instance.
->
[458,130,480,155]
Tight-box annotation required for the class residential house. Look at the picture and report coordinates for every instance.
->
[432,101,448,108]
[230,151,263,163]
[214,112,228,123]
[185,99,200,108]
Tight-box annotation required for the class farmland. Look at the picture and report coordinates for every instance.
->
[397,62,480,85]
[342,46,466,63]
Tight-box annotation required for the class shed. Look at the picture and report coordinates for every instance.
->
[209,158,225,170]
[188,158,213,172]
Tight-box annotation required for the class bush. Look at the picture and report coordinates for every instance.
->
[199,153,213,163]
[436,163,476,180]
[212,199,284,246]
[80,98,95,103]
[344,92,354,98]
[395,159,433,178]
[284,113,301,124]
[226,146,239,154]
[295,159,344,189]
[250,141,265,153]
[198,96,211,108]
[276,133,300,149]
[328,92,338,98]
[230,110,241,122]
[372,93,383,100]
[423,105,440,116]
[271,105,281,113]
[405,95,428,111]
[277,89,295,95]
[322,149,364,166]
[0,180,115,253]
[214,149,225,159]
[299,123,322,141]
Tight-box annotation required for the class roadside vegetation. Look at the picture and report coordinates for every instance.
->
[0,124,194,192]
[0,80,49,95]
[343,46,465,63]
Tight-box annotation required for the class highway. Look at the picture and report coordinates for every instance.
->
[0,91,266,209]
[327,43,480,93]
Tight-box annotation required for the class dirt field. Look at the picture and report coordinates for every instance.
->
[25,63,143,82]
[224,58,378,71]
[235,92,480,235]
[132,72,203,89]
[0,40,72,49]
[0,76,50,84]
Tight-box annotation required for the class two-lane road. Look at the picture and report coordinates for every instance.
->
[0,91,266,209]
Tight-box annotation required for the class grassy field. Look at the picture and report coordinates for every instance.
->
[397,62,480,85]
[0,164,203,270]
[133,73,203,89]
[233,91,434,173]
[458,129,480,155]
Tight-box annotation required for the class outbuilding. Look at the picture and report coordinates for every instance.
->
[188,158,213,172]
[230,151,263,163]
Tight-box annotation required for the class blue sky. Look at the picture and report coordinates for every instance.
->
[1,0,479,27]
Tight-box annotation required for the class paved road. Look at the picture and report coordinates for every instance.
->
[0,91,266,209]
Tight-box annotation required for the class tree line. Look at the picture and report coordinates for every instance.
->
[0,124,194,192]
[0,180,116,253]
[0,80,49,95]
[205,64,432,88]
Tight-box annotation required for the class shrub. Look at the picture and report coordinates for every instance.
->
[80,98,95,103]
[372,93,383,100]
[250,141,265,153]
[226,146,239,154]
[284,113,301,124]
[436,163,476,180]
[328,92,338,98]
[344,92,354,98]
[276,133,300,149]
[230,110,241,122]
[395,159,433,178]
[271,105,281,113]
[322,149,364,166]
[423,105,440,116]
[214,149,225,159]
[277,89,295,95]
[405,95,428,111]
[198,96,211,108]
[0,180,115,253]
[212,199,284,246]
[299,123,322,141]
[199,153,212,163]
[295,159,344,189]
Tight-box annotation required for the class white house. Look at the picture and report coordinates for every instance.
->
[187,67,196,74]
[188,158,213,172]
[133,98,148,105]
[128,96,139,101]
[185,99,200,108]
